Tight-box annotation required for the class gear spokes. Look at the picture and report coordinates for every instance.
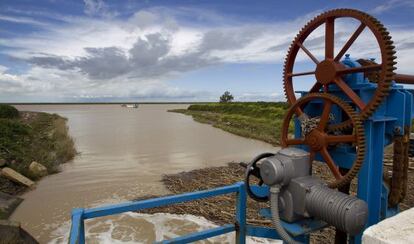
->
[280,93,365,188]
[283,9,396,121]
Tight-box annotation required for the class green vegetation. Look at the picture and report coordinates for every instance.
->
[170,102,290,145]
[219,91,234,103]
[0,105,76,180]
[0,104,19,119]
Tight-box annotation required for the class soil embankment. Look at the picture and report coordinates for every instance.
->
[0,105,76,219]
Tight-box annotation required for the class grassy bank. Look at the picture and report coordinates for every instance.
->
[0,105,76,193]
[169,102,290,145]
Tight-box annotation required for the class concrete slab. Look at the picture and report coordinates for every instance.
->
[363,207,414,243]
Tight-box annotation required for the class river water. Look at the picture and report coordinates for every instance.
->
[10,104,276,243]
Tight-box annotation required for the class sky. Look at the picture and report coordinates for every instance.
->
[0,0,413,102]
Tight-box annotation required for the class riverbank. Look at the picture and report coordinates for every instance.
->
[169,102,290,146]
[0,105,76,218]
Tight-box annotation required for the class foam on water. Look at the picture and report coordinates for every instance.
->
[49,212,281,244]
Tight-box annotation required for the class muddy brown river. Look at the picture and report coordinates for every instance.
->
[11,104,277,243]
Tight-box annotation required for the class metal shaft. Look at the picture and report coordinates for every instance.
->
[394,74,414,84]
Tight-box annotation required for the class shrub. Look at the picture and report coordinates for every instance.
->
[219,91,234,103]
[0,104,19,119]
[0,119,31,165]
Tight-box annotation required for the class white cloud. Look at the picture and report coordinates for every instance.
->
[237,92,285,102]
[83,0,117,18]
[0,6,414,102]
[0,14,50,27]
[371,0,414,14]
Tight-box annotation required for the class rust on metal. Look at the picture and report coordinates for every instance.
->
[283,9,396,122]
[394,74,414,84]
[334,22,366,62]
[280,93,366,188]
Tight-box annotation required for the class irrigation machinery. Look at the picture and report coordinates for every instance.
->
[70,8,414,244]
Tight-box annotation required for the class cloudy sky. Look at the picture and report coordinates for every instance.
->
[0,0,413,102]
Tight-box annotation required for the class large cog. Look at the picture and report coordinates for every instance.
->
[283,8,396,121]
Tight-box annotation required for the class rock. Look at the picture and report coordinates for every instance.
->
[1,168,35,188]
[0,159,5,167]
[28,161,48,178]
[0,192,23,219]
[0,220,38,243]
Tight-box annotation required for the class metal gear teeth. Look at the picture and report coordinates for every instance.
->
[281,93,366,189]
[282,9,396,126]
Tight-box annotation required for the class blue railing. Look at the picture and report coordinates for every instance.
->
[69,182,318,243]
[69,182,247,244]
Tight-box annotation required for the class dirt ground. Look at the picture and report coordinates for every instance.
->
[140,157,414,243]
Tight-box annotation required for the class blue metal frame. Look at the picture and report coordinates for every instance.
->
[69,182,247,244]
[293,56,414,244]
[69,181,329,243]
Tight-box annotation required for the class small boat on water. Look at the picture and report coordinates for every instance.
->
[121,104,139,108]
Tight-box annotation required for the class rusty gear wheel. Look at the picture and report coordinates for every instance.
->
[283,8,396,122]
[280,93,365,188]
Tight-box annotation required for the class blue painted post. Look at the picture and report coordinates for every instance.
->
[79,219,85,244]
[70,208,85,244]
[236,182,246,244]
[354,120,385,244]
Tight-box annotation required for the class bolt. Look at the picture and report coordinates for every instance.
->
[393,126,402,135]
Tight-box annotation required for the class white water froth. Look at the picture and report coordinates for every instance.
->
[49,212,281,243]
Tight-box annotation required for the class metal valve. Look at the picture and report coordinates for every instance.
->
[259,148,368,237]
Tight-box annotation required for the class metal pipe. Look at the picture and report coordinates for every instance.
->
[270,186,299,244]
[394,74,414,84]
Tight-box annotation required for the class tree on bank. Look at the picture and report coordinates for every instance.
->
[219,91,234,103]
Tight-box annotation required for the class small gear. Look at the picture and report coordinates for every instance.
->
[280,93,366,189]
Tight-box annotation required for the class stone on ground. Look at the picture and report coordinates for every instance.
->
[28,161,48,178]
[0,159,5,167]
[363,207,414,243]
[0,192,23,219]
[0,220,38,244]
[1,167,35,188]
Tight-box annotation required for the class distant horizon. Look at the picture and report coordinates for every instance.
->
[6,100,288,105]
